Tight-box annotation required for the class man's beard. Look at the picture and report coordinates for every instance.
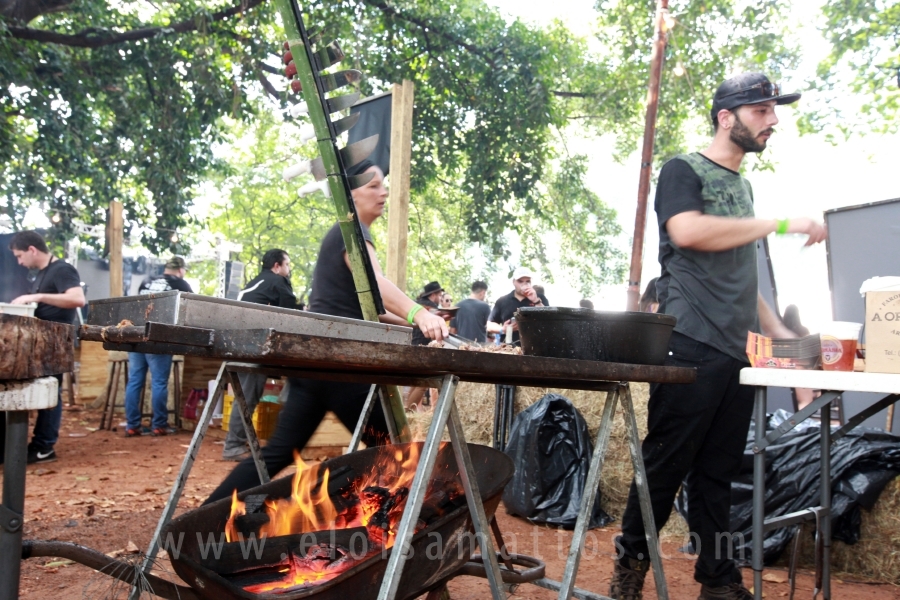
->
[730,113,772,153]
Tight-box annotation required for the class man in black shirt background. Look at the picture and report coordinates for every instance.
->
[222,248,300,460]
[6,230,85,464]
[124,256,193,438]
[450,280,491,343]
[487,267,549,345]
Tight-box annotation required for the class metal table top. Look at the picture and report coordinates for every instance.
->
[80,323,695,391]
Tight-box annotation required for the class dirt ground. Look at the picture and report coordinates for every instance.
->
[4,406,898,599]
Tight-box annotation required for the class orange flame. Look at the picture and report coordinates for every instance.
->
[260,454,339,538]
[224,489,246,543]
[232,443,455,593]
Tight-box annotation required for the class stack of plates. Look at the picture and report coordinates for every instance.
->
[770,334,822,369]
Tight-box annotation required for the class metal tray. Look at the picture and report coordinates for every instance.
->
[87,291,411,345]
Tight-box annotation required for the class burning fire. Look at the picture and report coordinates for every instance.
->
[222,443,461,593]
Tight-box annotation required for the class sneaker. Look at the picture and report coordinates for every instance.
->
[698,583,754,600]
[125,426,150,437]
[222,449,251,462]
[151,426,178,437]
[27,448,57,464]
[609,556,649,600]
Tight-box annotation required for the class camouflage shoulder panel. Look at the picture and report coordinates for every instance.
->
[675,153,754,219]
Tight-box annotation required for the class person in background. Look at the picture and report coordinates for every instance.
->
[3,230,85,464]
[609,73,825,600]
[450,281,491,343]
[406,280,445,411]
[223,248,299,460]
[639,277,659,313]
[579,298,594,310]
[487,267,549,345]
[237,248,301,309]
[440,292,454,309]
[533,284,546,300]
[205,162,447,504]
[123,257,193,438]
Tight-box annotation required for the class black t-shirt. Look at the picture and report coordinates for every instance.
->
[31,258,81,324]
[655,153,758,360]
[488,290,549,344]
[238,269,298,309]
[450,298,491,343]
[308,223,374,320]
[138,274,193,294]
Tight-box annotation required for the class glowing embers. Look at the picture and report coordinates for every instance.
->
[221,443,465,593]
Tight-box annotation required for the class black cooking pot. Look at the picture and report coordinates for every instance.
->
[516,307,676,365]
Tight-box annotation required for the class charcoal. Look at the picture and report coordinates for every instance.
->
[203,526,370,575]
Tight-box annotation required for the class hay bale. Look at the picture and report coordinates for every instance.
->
[413,381,655,520]
[776,475,900,584]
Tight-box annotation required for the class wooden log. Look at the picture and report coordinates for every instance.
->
[0,314,74,380]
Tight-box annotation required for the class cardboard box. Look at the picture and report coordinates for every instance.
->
[865,291,900,373]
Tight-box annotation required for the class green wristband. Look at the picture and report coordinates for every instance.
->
[776,218,790,235]
[407,303,423,324]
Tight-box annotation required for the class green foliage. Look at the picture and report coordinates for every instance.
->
[205,112,333,301]
[0,0,275,252]
[590,0,799,165]
[798,0,899,138]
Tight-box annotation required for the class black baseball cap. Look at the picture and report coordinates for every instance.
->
[710,73,801,123]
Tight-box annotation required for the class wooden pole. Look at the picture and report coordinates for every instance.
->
[626,0,669,312]
[109,200,124,298]
[387,80,414,293]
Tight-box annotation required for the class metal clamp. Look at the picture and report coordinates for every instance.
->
[0,504,23,534]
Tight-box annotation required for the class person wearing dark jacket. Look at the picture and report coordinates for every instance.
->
[223,249,300,460]
[237,249,300,309]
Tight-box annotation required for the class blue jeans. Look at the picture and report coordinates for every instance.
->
[1,374,63,459]
[125,353,173,430]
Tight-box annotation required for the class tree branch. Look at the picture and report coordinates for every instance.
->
[6,0,266,48]
[362,0,499,70]
[256,69,280,100]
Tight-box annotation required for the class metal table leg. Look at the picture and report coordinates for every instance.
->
[819,397,832,599]
[0,410,28,599]
[448,401,506,598]
[752,386,767,600]
[621,383,669,600]
[556,386,619,599]
[377,374,507,600]
[130,362,229,600]
[227,369,269,485]
[348,384,378,453]
[1,376,58,600]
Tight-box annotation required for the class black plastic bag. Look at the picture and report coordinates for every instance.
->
[502,393,613,529]
[676,409,900,564]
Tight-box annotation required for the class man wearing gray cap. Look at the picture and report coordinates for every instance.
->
[609,74,826,600]
[124,256,193,437]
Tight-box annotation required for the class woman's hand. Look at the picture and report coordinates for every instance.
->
[414,308,449,341]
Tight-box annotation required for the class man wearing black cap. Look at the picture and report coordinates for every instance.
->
[123,256,193,437]
[609,74,826,600]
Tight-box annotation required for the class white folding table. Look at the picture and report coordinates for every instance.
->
[739,368,900,600]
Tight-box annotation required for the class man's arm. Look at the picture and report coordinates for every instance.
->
[486,300,505,334]
[11,285,85,309]
[275,278,299,309]
[758,294,795,339]
[667,212,826,252]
